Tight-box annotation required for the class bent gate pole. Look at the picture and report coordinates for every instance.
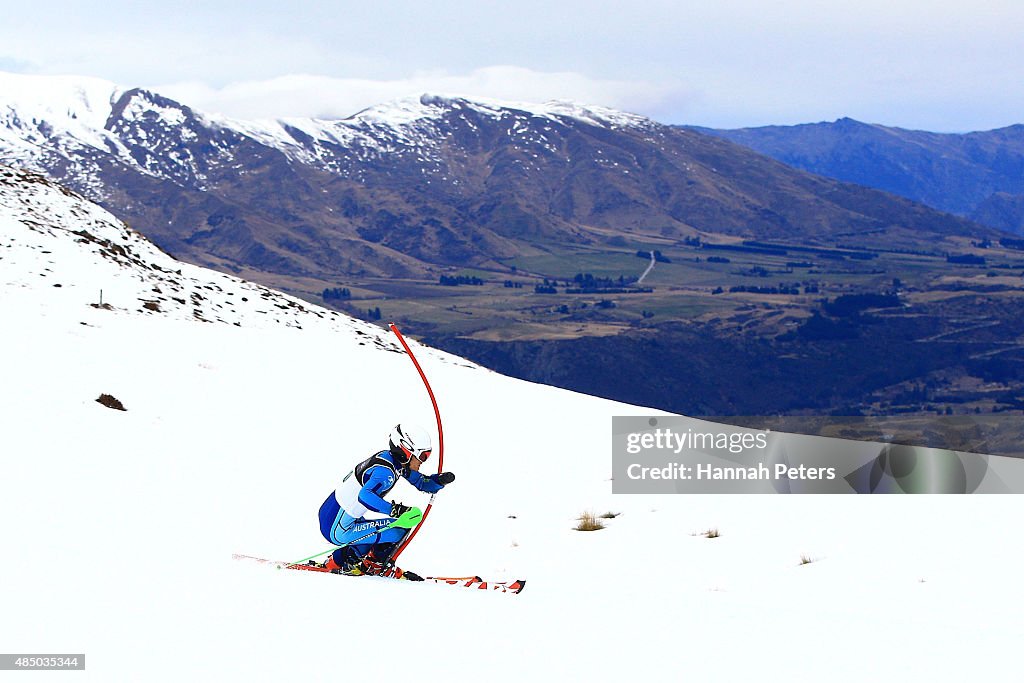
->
[387,323,444,566]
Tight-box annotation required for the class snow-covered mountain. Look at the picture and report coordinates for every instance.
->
[0,72,673,275]
[1,71,990,283]
[1,167,1022,681]
[0,73,127,198]
[223,94,655,171]
[0,72,652,201]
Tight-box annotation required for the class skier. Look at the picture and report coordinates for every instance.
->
[318,423,455,578]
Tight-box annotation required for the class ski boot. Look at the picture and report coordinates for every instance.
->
[317,547,363,575]
[318,547,389,577]
[355,548,389,576]
[360,545,424,581]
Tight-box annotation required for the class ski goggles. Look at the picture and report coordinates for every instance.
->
[398,444,432,462]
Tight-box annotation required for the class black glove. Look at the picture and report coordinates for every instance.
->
[434,472,455,486]
[390,501,411,518]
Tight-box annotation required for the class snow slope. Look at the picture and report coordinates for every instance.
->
[1,168,1023,682]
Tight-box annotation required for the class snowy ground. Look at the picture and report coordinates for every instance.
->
[1,169,1022,681]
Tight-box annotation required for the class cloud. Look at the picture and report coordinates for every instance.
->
[155,66,690,122]
[6,1,1022,130]
[0,56,37,73]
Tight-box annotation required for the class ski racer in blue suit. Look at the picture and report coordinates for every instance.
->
[318,423,455,576]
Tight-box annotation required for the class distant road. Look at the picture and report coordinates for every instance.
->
[637,251,656,284]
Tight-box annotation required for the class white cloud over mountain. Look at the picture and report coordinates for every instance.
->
[155,66,684,121]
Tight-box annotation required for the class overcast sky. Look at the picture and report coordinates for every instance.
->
[2,1,1022,131]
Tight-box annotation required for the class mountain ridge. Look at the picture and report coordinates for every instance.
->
[691,118,1024,234]
[1,72,999,286]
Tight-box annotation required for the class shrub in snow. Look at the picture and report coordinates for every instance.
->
[574,511,605,531]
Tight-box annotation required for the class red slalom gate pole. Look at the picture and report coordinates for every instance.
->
[387,323,444,566]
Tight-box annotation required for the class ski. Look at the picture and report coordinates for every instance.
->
[233,554,525,594]
[232,554,421,579]
[425,575,527,594]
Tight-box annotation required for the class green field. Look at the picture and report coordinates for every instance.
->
[263,232,1024,342]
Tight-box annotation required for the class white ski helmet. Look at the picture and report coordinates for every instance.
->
[388,423,433,464]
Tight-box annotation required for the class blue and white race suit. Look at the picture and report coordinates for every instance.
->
[318,450,445,555]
